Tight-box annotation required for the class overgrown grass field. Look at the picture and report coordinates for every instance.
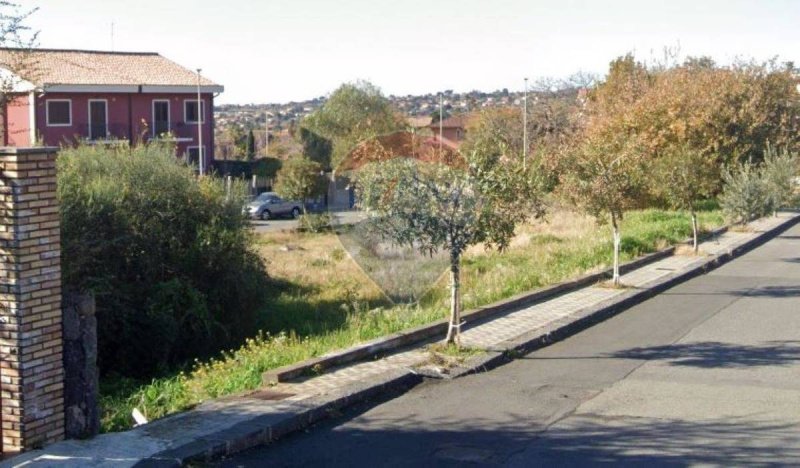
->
[101,207,724,432]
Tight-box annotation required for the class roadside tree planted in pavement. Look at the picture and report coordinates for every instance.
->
[654,144,720,253]
[356,153,545,345]
[560,136,646,286]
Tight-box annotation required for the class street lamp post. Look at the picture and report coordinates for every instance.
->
[196,68,204,175]
[523,77,528,169]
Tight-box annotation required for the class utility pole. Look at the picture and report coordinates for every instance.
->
[523,77,528,170]
[196,68,203,175]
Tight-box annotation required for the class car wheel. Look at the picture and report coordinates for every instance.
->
[291,207,301,219]
[260,210,271,221]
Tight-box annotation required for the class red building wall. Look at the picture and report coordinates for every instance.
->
[30,92,215,166]
[6,94,32,147]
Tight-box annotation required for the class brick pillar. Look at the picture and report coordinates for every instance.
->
[0,147,63,453]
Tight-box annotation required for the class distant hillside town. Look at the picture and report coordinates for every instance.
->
[213,88,540,161]
[216,88,526,134]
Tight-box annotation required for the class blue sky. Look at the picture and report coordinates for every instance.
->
[25,0,800,104]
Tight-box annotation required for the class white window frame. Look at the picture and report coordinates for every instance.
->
[87,99,109,140]
[186,145,206,162]
[183,99,205,124]
[46,99,72,127]
[152,99,171,137]
[184,145,208,172]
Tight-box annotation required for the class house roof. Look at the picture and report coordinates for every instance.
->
[429,114,469,129]
[406,115,432,128]
[0,48,223,93]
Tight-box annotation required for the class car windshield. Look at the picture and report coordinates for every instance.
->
[255,193,274,202]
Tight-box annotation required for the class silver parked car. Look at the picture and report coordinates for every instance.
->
[244,192,303,220]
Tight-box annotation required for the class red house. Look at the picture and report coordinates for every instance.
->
[0,48,223,168]
[428,114,468,148]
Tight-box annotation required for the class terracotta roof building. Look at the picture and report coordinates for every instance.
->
[0,48,223,168]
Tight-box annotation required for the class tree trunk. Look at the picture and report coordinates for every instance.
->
[444,252,462,346]
[691,210,699,254]
[611,213,621,286]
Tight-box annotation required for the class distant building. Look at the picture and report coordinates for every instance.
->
[428,114,469,147]
[0,48,223,167]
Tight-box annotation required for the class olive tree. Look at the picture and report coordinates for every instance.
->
[560,136,646,286]
[719,160,768,225]
[761,146,798,215]
[357,155,544,344]
[655,144,720,253]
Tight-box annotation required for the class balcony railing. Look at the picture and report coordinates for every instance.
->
[56,122,204,145]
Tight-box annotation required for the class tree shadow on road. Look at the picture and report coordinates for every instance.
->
[220,403,800,467]
[511,415,799,467]
[610,340,800,368]
[735,285,800,297]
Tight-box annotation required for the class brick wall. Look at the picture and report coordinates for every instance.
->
[0,147,63,453]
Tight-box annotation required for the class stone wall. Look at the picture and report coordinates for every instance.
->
[0,147,64,453]
[62,292,98,439]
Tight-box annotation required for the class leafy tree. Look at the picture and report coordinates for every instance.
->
[461,107,523,158]
[253,156,283,179]
[654,144,720,252]
[298,126,333,170]
[245,129,256,161]
[274,156,326,215]
[587,54,800,168]
[761,146,798,214]
[560,136,646,286]
[429,107,451,124]
[302,81,404,169]
[356,154,545,344]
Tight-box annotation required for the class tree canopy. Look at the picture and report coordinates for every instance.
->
[301,81,405,170]
[356,151,545,343]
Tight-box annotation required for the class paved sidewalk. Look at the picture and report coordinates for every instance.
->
[6,213,796,467]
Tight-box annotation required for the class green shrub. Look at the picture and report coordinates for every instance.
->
[719,161,769,224]
[58,143,269,377]
[761,146,798,213]
[300,213,333,233]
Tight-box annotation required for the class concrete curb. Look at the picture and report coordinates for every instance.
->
[138,370,424,467]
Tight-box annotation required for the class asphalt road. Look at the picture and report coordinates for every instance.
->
[250,210,366,234]
[219,224,800,467]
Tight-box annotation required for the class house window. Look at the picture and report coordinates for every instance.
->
[184,100,205,124]
[46,100,71,126]
[88,99,108,140]
[152,100,170,136]
[186,145,205,167]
